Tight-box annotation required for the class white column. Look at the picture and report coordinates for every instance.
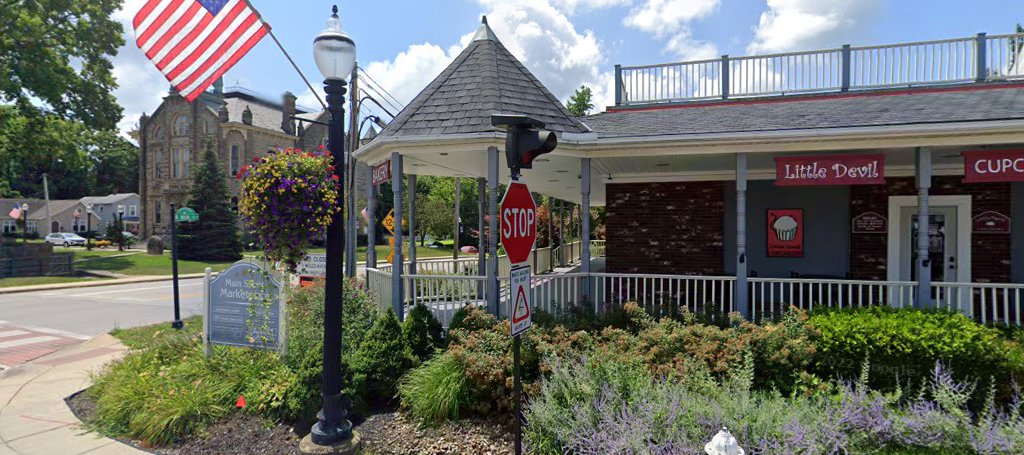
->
[581,158,592,305]
[477,177,486,298]
[735,153,749,319]
[487,146,500,316]
[391,153,404,320]
[916,147,933,309]
[408,174,417,276]
[365,163,376,271]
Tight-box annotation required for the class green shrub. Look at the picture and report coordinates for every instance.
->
[808,307,1022,397]
[350,308,417,406]
[446,304,496,340]
[398,352,469,424]
[403,302,444,361]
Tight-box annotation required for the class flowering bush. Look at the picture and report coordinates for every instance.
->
[237,146,339,270]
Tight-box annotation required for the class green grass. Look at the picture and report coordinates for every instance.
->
[0,275,111,288]
[73,251,235,275]
[247,245,456,263]
[398,352,469,424]
[110,316,203,349]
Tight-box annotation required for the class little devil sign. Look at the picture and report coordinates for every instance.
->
[500,182,537,265]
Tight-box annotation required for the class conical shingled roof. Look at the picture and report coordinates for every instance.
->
[378,17,589,138]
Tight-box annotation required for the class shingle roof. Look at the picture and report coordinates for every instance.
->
[0,199,83,220]
[378,17,589,138]
[583,84,1024,138]
[80,193,137,205]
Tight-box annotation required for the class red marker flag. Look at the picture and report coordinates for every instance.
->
[235,395,246,408]
[133,0,270,101]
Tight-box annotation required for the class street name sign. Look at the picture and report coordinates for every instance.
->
[175,207,199,222]
[205,262,283,352]
[509,265,532,337]
[499,181,537,265]
[371,160,392,186]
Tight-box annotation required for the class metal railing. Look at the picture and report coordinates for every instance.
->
[615,32,1024,105]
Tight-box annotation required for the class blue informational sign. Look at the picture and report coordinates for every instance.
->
[206,262,282,351]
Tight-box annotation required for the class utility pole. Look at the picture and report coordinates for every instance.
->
[43,173,52,235]
[345,63,360,278]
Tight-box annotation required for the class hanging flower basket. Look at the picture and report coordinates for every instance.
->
[237,146,339,271]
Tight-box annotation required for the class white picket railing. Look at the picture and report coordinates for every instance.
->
[616,32,1024,105]
[365,267,1024,326]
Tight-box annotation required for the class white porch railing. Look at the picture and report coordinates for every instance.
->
[366,269,1024,327]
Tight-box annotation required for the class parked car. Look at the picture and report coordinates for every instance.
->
[45,232,87,247]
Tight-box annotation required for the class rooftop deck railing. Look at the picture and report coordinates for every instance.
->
[614,32,1024,106]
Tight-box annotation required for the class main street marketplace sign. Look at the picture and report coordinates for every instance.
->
[204,262,285,355]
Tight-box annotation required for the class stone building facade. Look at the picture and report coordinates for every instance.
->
[138,83,330,237]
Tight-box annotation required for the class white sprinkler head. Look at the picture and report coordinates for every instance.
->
[705,427,745,455]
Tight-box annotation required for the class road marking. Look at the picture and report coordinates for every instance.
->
[0,336,59,349]
[0,330,30,339]
[0,322,89,340]
[65,281,201,297]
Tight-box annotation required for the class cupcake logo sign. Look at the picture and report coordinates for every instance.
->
[767,209,803,257]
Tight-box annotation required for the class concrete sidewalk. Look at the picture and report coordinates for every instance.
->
[0,334,144,455]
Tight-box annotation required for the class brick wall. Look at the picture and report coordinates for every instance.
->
[605,182,725,275]
[849,177,1012,282]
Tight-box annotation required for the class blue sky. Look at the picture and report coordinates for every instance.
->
[111,0,1023,134]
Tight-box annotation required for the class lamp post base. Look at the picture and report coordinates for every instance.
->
[300,431,361,455]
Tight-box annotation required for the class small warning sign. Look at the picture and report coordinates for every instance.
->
[382,209,396,235]
[509,265,531,337]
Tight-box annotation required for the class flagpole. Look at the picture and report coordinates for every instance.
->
[242,0,328,110]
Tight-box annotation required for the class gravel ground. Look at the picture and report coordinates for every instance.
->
[68,390,513,454]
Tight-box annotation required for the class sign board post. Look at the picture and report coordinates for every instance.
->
[169,204,198,330]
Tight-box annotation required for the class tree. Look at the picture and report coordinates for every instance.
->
[566,85,594,117]
[416,196,454,245]
[0,1,124,131]
[177,140,242,261]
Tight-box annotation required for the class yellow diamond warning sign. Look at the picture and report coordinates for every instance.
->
[509,265,531,337]
[382,209,396,235]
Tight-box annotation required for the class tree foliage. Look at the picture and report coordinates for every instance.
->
[566,85,594,117]
[0,0,124,130]
[177,140,242,261]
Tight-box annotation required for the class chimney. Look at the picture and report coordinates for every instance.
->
[281,92,296,135]
[242,106,253,125]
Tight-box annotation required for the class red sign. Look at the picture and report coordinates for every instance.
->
[972,211,1011,234]
[852,212,887,234]
[963,150,1024,183]
[371,160,391,186]
[767,209,803,257]
[775,154,885,186]
[499,182,537,265]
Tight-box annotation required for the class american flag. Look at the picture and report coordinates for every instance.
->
[133,0,270,102]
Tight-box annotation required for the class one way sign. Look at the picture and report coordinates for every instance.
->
[509,265,532,337]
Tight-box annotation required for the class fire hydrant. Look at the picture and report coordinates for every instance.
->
[705,427,744,455]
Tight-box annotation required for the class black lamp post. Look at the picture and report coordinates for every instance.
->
[85,204,93,250]
[309,4,357,448]
[117,204,125,251]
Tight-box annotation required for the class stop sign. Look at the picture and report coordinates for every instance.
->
[499,182,537,265]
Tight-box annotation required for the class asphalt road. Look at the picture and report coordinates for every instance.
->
[0,278,204,338]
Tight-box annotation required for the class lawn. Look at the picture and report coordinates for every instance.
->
[72,251,236,276]
[280,245,457,262]
[0,275,111,288]
[110,316,203,349]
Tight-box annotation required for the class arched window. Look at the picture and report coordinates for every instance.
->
[151,126,164,139]
[173,116,190,136]
[230,145,240,175]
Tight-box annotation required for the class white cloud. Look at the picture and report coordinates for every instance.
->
[549,0,632,14]
[664,31,718,61]
[748,0,884,54]
[361,0,616,116]
[624,0,719,36]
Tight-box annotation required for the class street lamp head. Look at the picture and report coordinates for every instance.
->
[313,5,356,81]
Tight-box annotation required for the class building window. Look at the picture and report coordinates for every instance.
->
[128,205,137,217]
[74,219,87,232]
[173,116,190,136]
[156,201,162,224]
[172,148,190,178]
[230,145,240,175]
[182,148,190,178]
[98,206,104,213]
[26,220,38,233]
[2,220,16,234]
[152,126,164,139]
[156,163,163,179]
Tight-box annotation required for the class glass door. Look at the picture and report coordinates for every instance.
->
[899,206,957,282]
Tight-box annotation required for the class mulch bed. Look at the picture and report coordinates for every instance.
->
[67,389,513,454]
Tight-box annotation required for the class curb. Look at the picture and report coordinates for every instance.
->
[0,273,212,295]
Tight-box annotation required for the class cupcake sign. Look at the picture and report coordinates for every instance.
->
[767,209,804,257]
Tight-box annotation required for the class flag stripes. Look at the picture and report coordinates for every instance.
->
[133,0,269,101]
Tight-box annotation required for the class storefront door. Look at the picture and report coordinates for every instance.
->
[898,206,957,282]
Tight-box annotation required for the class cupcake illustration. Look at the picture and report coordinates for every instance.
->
[772,215,799,241]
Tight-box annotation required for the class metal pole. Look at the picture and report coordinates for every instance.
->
[170,203,183,329]
[581,159,592,304]
[391,153,404,319]
[309,78,353,446]
[513,333,522,455]
[487,146,499,316]
[477,178,486,298]
[408,174,417,276]
[735,153,749,319]
[916,147,933,309]
[86,211,91,250]
[365,163,376,279]
[43,173,52,235]
[346,64,359,278]
[453,177,461,261]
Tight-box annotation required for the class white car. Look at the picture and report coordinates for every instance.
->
[45,232,87,247]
